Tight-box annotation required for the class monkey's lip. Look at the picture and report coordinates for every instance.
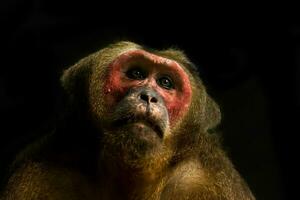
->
[115,117,164,138]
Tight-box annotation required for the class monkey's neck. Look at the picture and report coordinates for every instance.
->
[98,162,166,199]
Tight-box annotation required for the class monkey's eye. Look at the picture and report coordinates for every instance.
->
[157,76,174,90]
[126,67,147,80]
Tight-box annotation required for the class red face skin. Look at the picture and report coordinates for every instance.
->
[103,49,192,126]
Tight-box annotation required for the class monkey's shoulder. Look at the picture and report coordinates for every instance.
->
[167,159,208,189]
[160,159,214,199]
[163,157,255,200]
[2,161,97,200]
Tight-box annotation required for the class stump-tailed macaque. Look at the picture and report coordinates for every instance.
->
[1,42,255,199]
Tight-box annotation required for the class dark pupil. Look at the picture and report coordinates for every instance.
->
[159,77,173,89]
[127,68,146,80]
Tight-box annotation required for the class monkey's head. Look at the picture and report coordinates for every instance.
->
[61,41,221,175]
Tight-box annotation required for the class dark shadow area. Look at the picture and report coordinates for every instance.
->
[0,1,299,199]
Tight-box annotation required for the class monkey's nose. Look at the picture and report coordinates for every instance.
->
[140,92,158,104]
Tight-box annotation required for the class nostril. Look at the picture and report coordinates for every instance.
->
[140,94,149,102]
[150,97,158,103]
[140,93,158,104]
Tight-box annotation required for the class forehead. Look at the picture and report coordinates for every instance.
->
[110,49,190,74]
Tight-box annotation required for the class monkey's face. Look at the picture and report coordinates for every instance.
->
[104,49,192,136]
[94,48,193,169]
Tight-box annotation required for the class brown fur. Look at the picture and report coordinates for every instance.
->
[1,41,255,200]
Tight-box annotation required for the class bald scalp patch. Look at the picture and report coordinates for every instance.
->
[103,49,192,125]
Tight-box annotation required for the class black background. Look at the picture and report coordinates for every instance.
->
[0,1,299,199]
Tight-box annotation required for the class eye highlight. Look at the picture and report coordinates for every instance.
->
[126,66,147,80]
[157,76,174,90]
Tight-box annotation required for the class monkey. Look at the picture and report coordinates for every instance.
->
[1,41,255,200]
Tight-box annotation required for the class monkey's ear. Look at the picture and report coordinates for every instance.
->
[60,57,93,104]
[203,95,221,132]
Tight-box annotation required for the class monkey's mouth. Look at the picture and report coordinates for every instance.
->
[114,116,164,139]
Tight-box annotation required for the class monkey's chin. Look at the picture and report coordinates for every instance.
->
[128,122,162,143]
[101,124,171,173]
